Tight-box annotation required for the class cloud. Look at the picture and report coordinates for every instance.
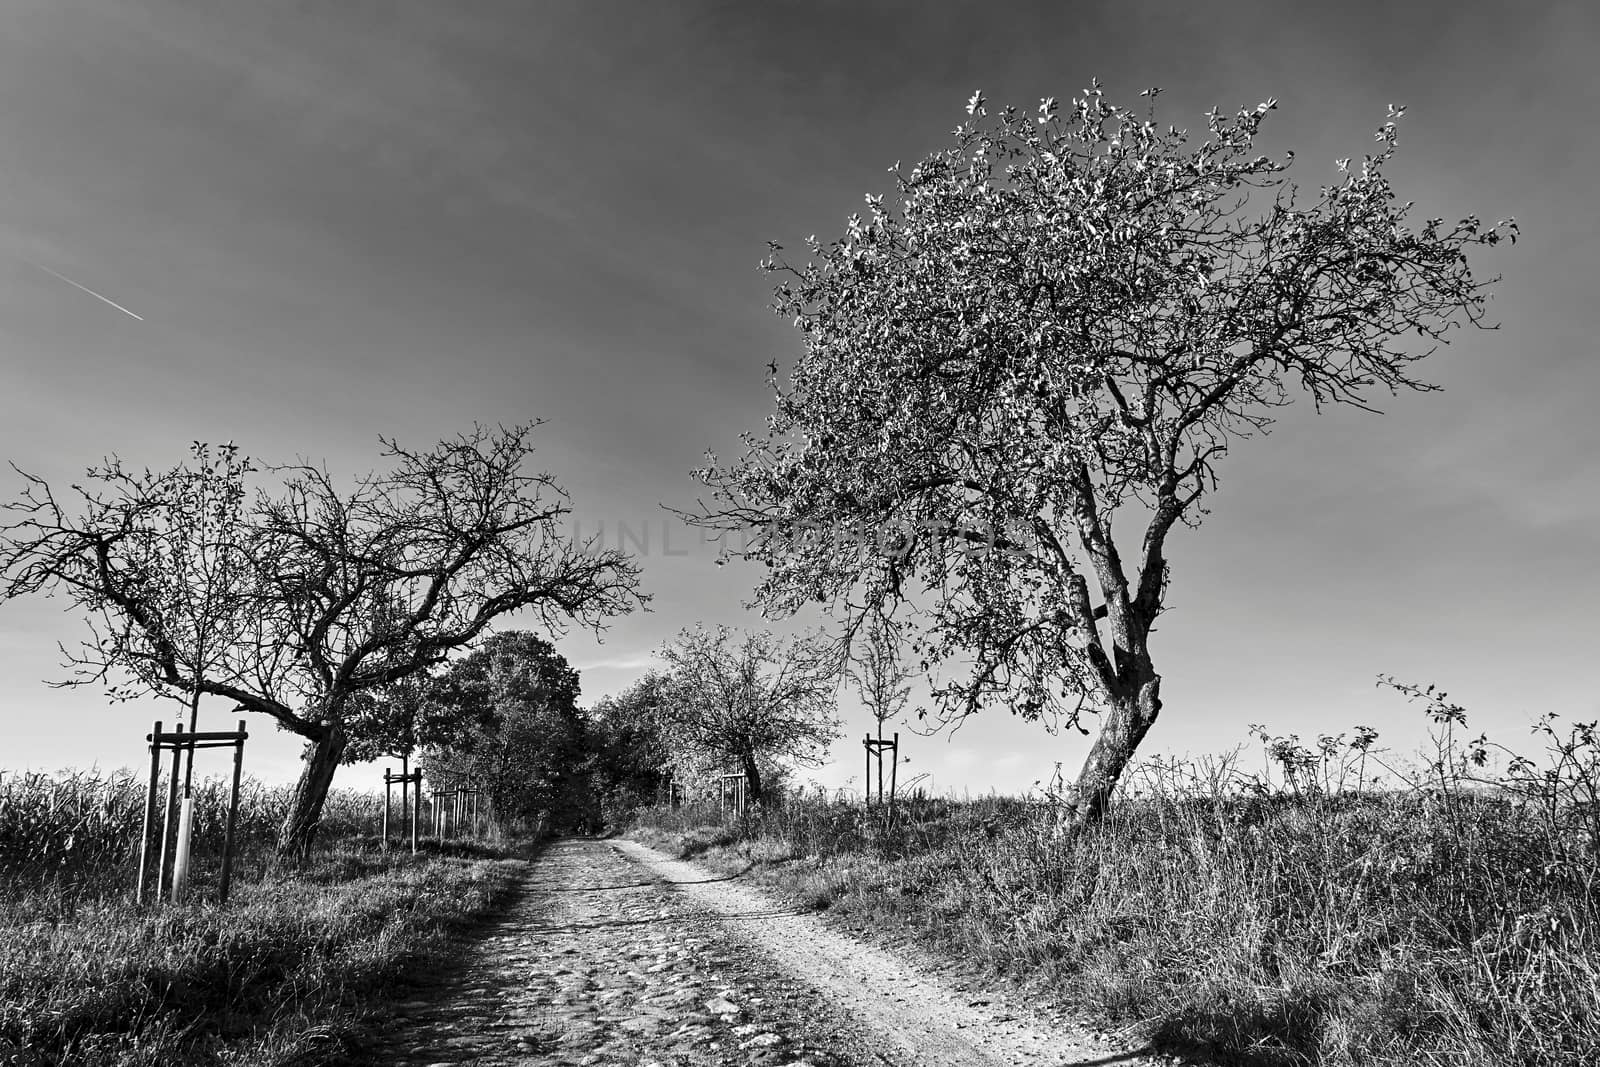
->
[572,652,660,673]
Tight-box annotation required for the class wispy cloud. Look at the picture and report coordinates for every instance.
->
[572,652,659,673]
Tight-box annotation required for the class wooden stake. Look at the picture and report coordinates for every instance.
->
[218,721,245,904]
[889,732,899,825]
[136,720,161,906]
[865,733,872,807]
[405,756,413,841]
[409,772,419,854]
[156,723,183,899]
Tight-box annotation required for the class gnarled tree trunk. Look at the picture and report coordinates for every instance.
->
[276,722,347,861]
[1064,673,1161,832]
[740,749,764,807]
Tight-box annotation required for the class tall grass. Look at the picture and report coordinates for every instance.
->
[632,691,1600,1066]
[0,768,381,903]
[1,767,531,1064]
[0,845,524,1066]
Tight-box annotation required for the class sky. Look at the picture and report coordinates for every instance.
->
[1,0,1596,797]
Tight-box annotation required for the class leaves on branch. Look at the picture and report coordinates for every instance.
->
[688,86,1512,735]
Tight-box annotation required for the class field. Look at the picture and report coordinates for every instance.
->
[0,770,522,1066]
[631,708,1600,1067]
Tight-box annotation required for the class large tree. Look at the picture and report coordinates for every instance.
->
[587,672,674,818]
[690,87,1513,830]
[657,625,840,805]
[1,424,643,858]
[419,632,589,832]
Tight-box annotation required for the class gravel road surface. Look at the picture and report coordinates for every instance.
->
[362,837,1166,1067]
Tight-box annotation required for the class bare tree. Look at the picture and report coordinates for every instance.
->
[657,625,840,805]
[688,87,1514,832]
[849,615,914,807]
[0,443,259,770]
[849,614,913,741]
[1,424,644,858]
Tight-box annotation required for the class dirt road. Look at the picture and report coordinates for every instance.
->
[362,838,1163,1066]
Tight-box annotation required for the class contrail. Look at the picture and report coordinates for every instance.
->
[29,262,144,321]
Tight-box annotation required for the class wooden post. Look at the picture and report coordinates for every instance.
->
[409,772,419,855]
[400,754,410,845]
[865,733,872,806]
[218,721,246,904]
[136,720,162,906]
[889,732,899,824]
[877,727,886,809]
[156,723,183,899]
[381,772,391,848]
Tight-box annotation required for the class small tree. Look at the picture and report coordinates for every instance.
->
[657,625,840,805]
[850,615,913,741]
[690,86,1513,831]
[850,615,914,807]
[1,425,643,858]
[0,443,257,893]
[0,443,256,724]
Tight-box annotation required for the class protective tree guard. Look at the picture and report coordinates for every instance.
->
[136,719,248,906]
[863,731,899,822]
[381,763,423,854]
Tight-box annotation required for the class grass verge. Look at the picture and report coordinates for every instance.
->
[630,749,1600,1067]
[0,841,529,1066]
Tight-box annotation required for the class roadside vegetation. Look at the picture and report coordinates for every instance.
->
[631,687,1600,1067]
[0,770,526,1066]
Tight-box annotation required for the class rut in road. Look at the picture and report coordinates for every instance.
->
[362,837,1164,1067]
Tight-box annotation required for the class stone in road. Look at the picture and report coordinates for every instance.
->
[363,838,1157,1066]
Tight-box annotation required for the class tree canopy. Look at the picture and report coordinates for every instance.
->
[587,672,674,819]
[419,631,589,832]
[690,86,1513,828]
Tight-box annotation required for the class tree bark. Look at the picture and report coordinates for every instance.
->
[1063,673,1162,832]
[276,723,347,861]
[740,749,763,807]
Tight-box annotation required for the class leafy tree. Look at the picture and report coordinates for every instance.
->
[657,625,840,805]
[690,86,1514,830]
[339,670,478,779]
[587,672,674,819]
[1,425,643,858]
[419,631,588,831]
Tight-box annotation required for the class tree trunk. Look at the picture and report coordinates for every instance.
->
[276,723,347,861]
[740,749,763,807]
[1063,674,1161,833]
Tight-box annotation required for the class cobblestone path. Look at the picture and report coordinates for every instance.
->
[363,838,876,1066]
[361,838,1163,1067]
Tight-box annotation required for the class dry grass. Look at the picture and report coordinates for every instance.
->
[631,697,1600,1066]
[0,844,523,1065]
[0,768,383,903]
[1,769,526,1066]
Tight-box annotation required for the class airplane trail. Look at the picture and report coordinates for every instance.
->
[30,262,144,321]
